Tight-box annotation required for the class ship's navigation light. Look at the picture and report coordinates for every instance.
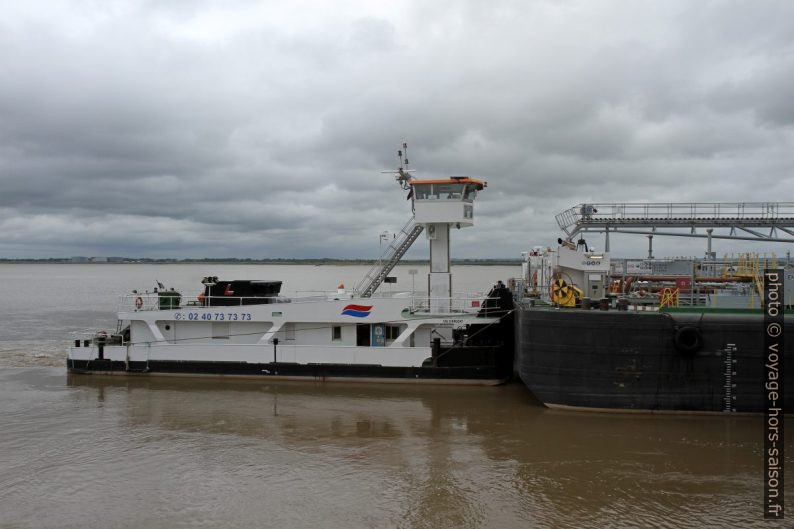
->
[401,142,408,167]
[398,143,409,170]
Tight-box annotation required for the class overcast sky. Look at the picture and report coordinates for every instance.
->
[2,0,793,259]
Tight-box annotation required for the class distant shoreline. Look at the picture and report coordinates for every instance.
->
[0,258,522,266]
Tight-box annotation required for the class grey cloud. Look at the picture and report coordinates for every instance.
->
[1,0,793,260]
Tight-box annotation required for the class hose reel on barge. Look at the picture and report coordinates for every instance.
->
[551,274,583,307]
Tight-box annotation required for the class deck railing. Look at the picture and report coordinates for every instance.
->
[120,294,292,312]
[556,202,794,236]
[409,294,500,315]
[119,291,497,315]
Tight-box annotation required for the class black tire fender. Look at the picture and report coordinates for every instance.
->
[673,325,702,355]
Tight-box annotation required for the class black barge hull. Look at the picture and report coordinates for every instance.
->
[516,308,793,413]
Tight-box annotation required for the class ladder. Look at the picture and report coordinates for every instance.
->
[356,217,424,297]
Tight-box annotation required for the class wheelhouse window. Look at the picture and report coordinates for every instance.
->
[413,182,470,201]
[434,183,463,199]
[414,184,431,200]
[331,325,342,341]
[462,184,477,201]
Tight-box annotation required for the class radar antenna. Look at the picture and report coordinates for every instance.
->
[381,141,415,190]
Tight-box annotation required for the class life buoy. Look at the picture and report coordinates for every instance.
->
[673,325,702,355]
[135,296,143,309]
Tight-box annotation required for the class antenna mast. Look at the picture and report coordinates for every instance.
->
[380,141,416,190]
[395,142,413,190]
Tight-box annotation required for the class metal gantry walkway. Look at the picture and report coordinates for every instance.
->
[556,203,794,247]
[356,217,424,297]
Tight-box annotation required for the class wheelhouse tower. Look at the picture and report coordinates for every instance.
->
[410,176,486,313]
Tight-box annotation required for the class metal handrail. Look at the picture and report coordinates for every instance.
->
[557,202,794,233]
[410,294,499,315]
[119,291,494,312]
[120,294,292,312]
[355,216,422,296]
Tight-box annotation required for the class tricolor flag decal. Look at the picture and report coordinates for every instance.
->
[341,304,373,318]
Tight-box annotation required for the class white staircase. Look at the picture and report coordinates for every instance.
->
[356,217,424,297]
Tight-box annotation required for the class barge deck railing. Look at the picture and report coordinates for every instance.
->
[557,202,794,244]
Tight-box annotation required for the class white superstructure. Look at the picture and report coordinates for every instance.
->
[69,290,492,368]
[518,240,610,304]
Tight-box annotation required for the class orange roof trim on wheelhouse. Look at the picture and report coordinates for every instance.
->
[409,177,487,190]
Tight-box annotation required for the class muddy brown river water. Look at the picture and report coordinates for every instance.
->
[0,264,790,527]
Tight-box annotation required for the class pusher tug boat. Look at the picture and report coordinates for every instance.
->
[67,147,515,384]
